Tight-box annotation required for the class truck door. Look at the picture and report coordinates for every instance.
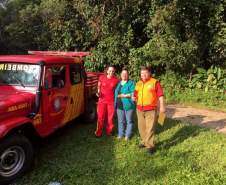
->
[42,65,69,131]
[61,63,85,124]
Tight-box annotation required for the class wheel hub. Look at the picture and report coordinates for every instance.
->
[0,146,25,177]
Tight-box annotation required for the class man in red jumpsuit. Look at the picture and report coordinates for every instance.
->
[95,66,119,137]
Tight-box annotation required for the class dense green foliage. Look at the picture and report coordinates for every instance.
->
[164,87,226,111]
[0,0,225,104]
[160,67,226,111]
[12,119,226,185]
[189,66,226,92]
[0,0,226,71]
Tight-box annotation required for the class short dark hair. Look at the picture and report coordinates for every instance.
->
[106,65,115,70]
[104,65,115,74]
[140,66,151,73]
[121,67,128,72]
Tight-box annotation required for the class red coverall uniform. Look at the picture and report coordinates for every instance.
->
[95,75,118,137]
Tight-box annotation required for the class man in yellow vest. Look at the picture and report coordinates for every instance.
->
[134,66,166,154]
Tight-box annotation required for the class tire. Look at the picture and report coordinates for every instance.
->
[84,99,97,123]
[0,134,34,185]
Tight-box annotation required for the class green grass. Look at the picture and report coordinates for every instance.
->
[165,88,226,112]
[13,119,226,185]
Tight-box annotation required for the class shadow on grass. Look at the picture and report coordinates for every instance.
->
[204,118,226,132]
[156,117,209,151]
[166,104,226,132]
[13,110,216,185]
[14,119,115,185]
[155,103,212,151]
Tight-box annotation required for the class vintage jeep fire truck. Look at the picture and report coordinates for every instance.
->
[0,51,100,184]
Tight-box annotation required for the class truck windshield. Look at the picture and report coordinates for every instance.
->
[0,63,41,87]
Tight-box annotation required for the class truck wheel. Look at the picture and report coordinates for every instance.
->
[84,99,97,123]
[0,134,34,185]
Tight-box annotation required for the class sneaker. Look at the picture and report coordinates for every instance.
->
[138,144,145,148]
[117,136,122,139]
[147,148,156,155]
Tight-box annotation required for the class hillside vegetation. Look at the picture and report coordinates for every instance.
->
[0,0,225,107]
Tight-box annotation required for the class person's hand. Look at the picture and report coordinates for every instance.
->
[159,106,166,113]
[131,96,137,101]
[119,94,131,98]
[124,94,131,98]
[118,94,124,98]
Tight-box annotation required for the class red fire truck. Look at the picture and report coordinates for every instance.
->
[0,51,101,184]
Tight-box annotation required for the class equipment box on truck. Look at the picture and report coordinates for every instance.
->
[0,51,100,185]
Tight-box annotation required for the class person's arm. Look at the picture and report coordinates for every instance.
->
[97,81,101,94]
[119,80,135,98]
[159,96,166,113]
[132,82,138,101]
[156,81,166,113]
[129,80,135,97]
[96,76,102,97]
[123,80,135,98]
[117,81,127,98]
[115,82,121,98]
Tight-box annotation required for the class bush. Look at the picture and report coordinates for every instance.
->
[189,66,226,93]
[160,67,226,111]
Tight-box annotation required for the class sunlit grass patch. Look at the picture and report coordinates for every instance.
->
[13,119,226,185]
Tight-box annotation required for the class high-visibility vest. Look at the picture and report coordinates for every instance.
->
[135,78,158,111]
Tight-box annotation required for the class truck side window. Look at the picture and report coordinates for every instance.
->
[70,64,82,84]
[50,66,66,89]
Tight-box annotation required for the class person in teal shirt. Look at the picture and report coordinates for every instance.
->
[114,68,135,140]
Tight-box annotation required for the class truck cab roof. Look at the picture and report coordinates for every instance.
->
[0,55,77,65]
[0,51,90,65]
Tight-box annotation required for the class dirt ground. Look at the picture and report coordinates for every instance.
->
[166,104,226,134]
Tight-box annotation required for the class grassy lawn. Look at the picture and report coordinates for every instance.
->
[13,119,226,185]
[164,88,226,112]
